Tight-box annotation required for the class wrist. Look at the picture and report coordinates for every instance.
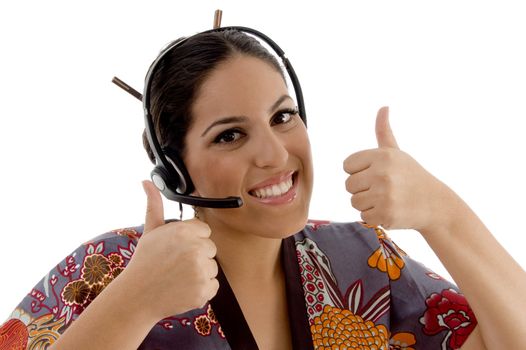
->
[110,266,162,325]
[417,179,467,239]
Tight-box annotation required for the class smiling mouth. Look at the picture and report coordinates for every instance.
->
[248,172,297,199]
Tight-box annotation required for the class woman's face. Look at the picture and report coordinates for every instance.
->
[184,54,313,238]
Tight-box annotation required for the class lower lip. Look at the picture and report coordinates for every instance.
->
[249,174,298,206]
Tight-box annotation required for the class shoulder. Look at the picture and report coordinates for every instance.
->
[80,225,145,259]
[292,221,478,348]
[294,219,387,253]
[0,223,146,349]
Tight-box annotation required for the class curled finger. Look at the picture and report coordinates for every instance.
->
[351,191,375,212]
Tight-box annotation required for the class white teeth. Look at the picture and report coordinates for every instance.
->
[271,184,281,196]
[251,177,294,199]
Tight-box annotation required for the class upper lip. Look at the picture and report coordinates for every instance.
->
[248,171,295,192]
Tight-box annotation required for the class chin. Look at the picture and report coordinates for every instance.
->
[252,209,310,239]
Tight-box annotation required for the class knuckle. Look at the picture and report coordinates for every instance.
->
[379,147,394,161]
[342,156,352,171]
[345,176,353,192]
[383,212,393,227]
[207,239,217,255]
[360,211,369,223]
[209,278,220,297]
[377,172,393,186]
[211,262,219,278]
[361,211,378,228]
[181,250,199,265]
[194,287,210,304]
[350,194,359,209]
[384,191,396,208]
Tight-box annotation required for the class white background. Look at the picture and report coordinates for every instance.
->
[1,1,525,319]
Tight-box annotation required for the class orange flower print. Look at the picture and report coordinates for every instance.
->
[108,253,124,267]
[111,267,124,279]
[207,304,218,324]
[81,254,111,285]
[389,332,416,349]
[311,305,389,350]
[102,275,114,287]
[363,224,407,280]
[87,283,105,302]
[217,325,225,339]
[194,315,211,336]
[61,280,90,306]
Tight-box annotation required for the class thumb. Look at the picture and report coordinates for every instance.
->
[142,180,165,233]
[375,106,400,149]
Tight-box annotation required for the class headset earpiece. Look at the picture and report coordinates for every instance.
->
[161,148,195,194]
[150,164,172,193]
[139,26,305,208]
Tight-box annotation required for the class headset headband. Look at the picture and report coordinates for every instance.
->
[113,24,306,208]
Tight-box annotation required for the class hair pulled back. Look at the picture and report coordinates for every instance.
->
[143,29,285,163]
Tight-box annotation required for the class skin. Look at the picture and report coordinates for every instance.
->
[344,107,526,348]
[48,54,526,349]
[49,54,312,350]
[183,54,313,349]
[184,54,313,239]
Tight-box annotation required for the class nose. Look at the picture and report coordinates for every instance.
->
[253,127,288,169]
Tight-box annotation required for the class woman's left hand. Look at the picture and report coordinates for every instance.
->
[343,106,457,232]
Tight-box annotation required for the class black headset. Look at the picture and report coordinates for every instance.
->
[114,26,306,208]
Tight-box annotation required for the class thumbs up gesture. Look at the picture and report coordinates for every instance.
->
[343,107,453,232]
[121,181,219,320]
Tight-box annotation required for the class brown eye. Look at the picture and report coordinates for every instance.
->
[271,107,299,126]
[213,129,245,144]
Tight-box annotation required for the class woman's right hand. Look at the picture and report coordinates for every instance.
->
[121,180,219,320]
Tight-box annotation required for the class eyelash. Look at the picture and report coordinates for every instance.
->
[271,107,299,126]
[212,107,299,145]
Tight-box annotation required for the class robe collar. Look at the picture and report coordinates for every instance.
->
[210,235,313,350]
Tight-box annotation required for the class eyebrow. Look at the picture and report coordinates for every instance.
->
[200,94,293,137]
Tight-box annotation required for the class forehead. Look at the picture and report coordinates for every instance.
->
[191,55,289,121]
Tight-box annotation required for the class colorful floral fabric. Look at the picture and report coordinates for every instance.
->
[0,221,477,349]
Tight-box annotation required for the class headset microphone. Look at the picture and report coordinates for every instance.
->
[151,171,242,208]
[112,19,306,209]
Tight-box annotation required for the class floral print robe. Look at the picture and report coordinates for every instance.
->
[0,221,477,349]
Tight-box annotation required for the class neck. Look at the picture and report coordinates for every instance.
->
[210,225,284,286]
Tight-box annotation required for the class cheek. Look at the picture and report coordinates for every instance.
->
[290,129,313,171]
[189,154,246,196]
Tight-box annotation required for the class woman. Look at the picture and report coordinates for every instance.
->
[1,27,525,350]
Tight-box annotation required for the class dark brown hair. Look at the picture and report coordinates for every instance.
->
[143,29,285,163]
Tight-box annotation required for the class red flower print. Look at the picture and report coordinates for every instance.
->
[420,289,477,349]
[0,318,28,350]
[306,220,331,231]
[112,228,141,240]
